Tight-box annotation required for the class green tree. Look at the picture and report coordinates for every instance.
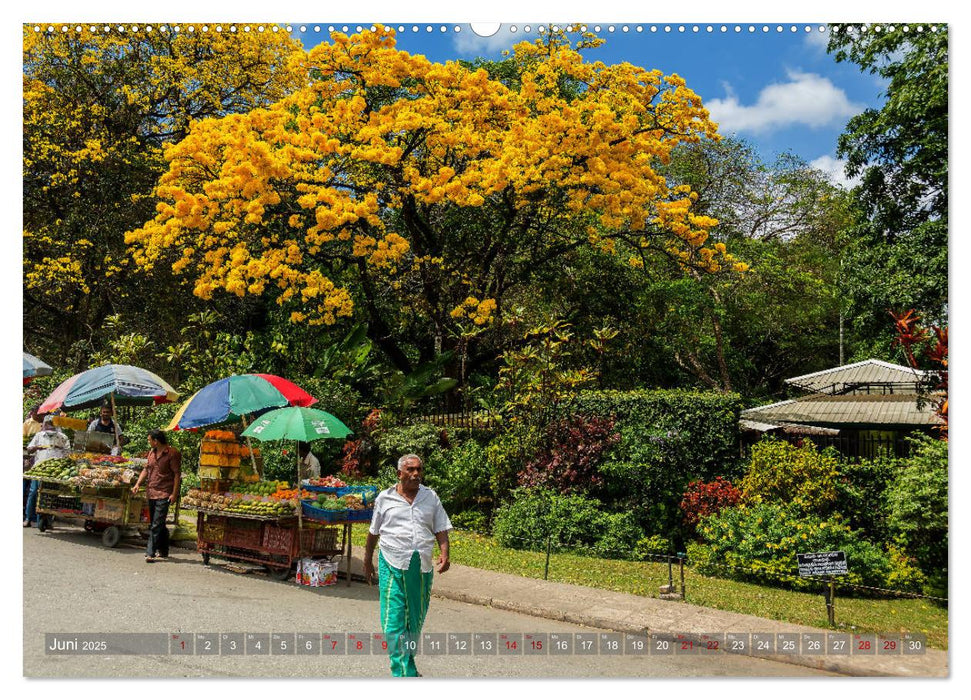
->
[23,25,304,367]
[828,24,948,345]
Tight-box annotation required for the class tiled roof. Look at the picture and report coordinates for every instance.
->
[741,393,942,427]
[785,359,931,394]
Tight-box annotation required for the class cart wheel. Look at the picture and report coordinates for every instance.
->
[201,552,211,565]
[266,564,293,581]
[101,526,121,548]
[37,516,51,533]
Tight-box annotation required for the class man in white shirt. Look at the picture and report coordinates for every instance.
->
[25,416,70,526]
[364,454,452,677]
[298,442,321,481]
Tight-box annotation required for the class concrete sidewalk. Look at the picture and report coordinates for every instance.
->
[343,550,947,678]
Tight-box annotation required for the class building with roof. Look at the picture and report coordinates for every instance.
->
[740,360,942,459]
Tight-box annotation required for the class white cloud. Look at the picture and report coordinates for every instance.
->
[804,26,831,52]
[810,155,861,190]
[707,70,862,134]
[452,24,523,58]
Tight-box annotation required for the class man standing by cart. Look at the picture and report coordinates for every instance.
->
[88,402,126,455]
[24,415,70,527]
[131,430,181,563]
[364,454,452,678]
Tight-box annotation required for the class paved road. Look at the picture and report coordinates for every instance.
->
[23,526,836,678]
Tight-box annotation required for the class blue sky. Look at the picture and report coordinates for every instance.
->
[295,22,891,189]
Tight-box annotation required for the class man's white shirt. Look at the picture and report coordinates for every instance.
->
[369,484,452,573]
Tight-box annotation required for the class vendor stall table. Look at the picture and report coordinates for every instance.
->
[194,509,354,583]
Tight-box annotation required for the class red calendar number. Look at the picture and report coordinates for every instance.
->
[381,641,388,650]
[506,640,517,650]
[531,640,543,650]
[883,640,897,651]
[707,641,719,650]
[356,641,364,650]
[858,640,871,651]
[681,640,693,650]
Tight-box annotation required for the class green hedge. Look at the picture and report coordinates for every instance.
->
[562,389,743,541]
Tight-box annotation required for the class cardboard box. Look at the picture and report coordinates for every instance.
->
[296,558,338,587]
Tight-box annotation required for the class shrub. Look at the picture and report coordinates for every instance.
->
[485,425,541,505]
[886,434,948,595]
[374,421,444,472]
[740,439,841,513]
[567,389,742,542]
[423,439,491,516]
[492,488,643,559]
[691,503,926,592]
[518,414,620,494]
[449,510,489,533]
[834,455,898,542]
[634,535,674,560]
[680,477,742,530]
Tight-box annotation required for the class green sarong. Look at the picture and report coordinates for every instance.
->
[378,550,433,677]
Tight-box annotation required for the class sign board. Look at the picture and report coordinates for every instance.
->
[797,551,848,577]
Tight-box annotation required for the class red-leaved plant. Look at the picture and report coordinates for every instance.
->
[517,414,620,494]
[680,477,742,529]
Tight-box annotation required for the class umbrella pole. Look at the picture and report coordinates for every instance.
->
[109,393,120,452]
[295,441,303,552]
[240,414,262,480]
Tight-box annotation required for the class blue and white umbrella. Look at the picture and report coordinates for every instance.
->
[23,352,52,384]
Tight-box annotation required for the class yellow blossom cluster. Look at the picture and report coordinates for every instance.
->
[449,296,498,326]
[126,26,743,325]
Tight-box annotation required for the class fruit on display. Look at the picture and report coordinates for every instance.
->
[24,458,79,481]
[70,466,139,488]
[204,430,237,441]
[182,488,297,517]
[231,480,290,496]
[305,475,346,488]
[311,493,368,511]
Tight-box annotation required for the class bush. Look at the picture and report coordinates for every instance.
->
[518,414,620,494]
[690,503,926,592]
[566,389,742,542]
[485,425,541,505]
[680,477,742,530]
[374,422,445,472]
[423,439,491,516]
[492,488,644,559]
[886,435,948,595]
[740,439,841,513]
[633,535,674,559]
[449,510,489,533]
[835,455,898,542]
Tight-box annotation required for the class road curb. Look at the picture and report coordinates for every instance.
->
[428,588,946,678]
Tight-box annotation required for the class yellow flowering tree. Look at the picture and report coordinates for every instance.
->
[128,27,744,374]
[23,24,304,359]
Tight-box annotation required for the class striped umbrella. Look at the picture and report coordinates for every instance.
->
[23,352,52,385]
[165,374,316,431]
[38,364,179,413]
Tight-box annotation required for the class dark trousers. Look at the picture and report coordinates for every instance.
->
[146,498,170,558]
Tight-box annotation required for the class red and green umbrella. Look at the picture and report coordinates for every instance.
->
[23,352,52,386]
[166,374,316,431]
[38,364,178,413]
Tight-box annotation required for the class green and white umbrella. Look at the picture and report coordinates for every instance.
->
[241,406,352,442]
[241,406,353,530]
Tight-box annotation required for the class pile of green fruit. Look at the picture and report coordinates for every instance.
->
[24,457,79,482]
[230,480,290,496]
[313,495,350,511]
[182,489,296,518]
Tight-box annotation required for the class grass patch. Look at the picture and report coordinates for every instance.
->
[351,527,948,650]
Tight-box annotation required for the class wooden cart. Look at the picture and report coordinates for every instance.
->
[195,509,352,582]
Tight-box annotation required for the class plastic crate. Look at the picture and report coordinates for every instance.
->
[301,500,347,523]
[345,508,374,523]
[301,483,342,494]
[337,485,378,503]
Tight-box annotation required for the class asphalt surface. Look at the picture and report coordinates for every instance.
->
[23,525,835,678]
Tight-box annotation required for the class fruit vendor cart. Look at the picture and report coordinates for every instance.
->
[193,508,350,581]
[26,457,154,547]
